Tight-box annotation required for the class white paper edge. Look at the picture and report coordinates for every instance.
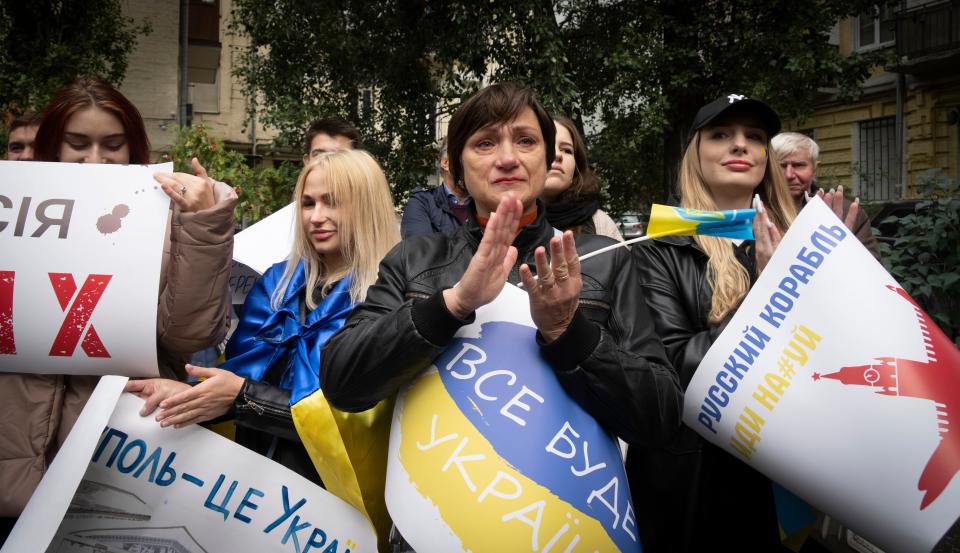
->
[233,202,295,274]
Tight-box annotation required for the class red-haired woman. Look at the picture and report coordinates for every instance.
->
[0,78,236,535]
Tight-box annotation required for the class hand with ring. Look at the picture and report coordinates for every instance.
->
[155,157,217,213]
[519,230,582,343]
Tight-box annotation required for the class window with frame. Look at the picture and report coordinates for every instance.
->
[856,117,899,201]
[856,4,896,51]
[188,0,221,114]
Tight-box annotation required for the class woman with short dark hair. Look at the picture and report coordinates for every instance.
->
[321,82,681,448]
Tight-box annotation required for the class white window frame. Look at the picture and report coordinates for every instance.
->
[855,4,896,52]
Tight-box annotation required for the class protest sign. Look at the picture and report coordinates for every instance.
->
[233,202,295,275]
[386,284,641,553]
[0,161,170,377]
[684,197,960,552]
[3,376,377,553]
[229,202,294,306]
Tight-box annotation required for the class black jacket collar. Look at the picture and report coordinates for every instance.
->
[464,199,553,254]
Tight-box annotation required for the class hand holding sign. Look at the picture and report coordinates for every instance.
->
[154,158,217,213]
[155,364,245,428]
[753,197,782,274]
[124,377,191,416]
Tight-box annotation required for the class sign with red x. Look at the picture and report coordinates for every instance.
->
[0,161,170,376]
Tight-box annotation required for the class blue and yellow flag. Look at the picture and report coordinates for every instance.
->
[646,204,756,240]
[220,262,393,552]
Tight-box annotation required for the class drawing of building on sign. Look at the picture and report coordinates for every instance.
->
[49,525,208,553]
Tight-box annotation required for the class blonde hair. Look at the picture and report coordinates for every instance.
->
[678,132,796,324]
[271,149,399,311]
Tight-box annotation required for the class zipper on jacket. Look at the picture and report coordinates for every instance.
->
[579,298,611,311]
[240,398,265,415]
[239,397,293,420]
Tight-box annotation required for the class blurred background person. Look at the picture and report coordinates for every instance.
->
[400,137,469,237]
[5,111,41,160]
[543,116,622,241]
[303,116,360,164]
[772,131,879,259]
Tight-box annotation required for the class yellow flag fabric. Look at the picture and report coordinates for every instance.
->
[291,391,395,553]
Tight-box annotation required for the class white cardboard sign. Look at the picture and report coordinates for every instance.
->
[0,161,170,376]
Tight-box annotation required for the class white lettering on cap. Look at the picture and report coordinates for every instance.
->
[728,94,746,103]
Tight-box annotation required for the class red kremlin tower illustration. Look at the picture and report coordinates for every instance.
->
[813,285,960,510]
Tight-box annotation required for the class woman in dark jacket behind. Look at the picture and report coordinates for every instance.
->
[543,116,622,240]
[628,94,796,552]
[400,137,470,237]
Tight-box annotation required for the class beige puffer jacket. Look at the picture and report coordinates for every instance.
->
[0,181,237,517]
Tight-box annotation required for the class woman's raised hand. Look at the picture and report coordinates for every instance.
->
[754,198,782,274]
[520,230,582,343]
[155,157,217,213]
[442,195,521,319]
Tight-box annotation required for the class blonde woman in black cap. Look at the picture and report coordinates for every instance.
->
[628,94,796,552]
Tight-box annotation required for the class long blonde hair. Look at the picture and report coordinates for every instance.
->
[271,149,399,311]
[678,132,796,324]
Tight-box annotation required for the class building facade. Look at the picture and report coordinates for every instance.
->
[782,1,960,203]
[119,0,284,164]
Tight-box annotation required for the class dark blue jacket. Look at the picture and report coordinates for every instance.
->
[400,185,464,238]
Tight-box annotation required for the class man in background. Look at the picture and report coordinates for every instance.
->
[302,117,360,164]
[772,132,880,260]
[5,112,40,160]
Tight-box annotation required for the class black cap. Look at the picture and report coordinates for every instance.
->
[689,94,781,143]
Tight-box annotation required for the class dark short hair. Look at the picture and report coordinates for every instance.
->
[552,116,599,202]
[446,83,555,194]
[35,77,151,164]
[9,111,42,135]
[304,117,361,153]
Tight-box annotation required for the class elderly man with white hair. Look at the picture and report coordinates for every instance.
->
[772,132,880,260]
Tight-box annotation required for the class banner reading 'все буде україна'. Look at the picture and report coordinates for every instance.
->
[684,197,960,553]
[386,284,642,553]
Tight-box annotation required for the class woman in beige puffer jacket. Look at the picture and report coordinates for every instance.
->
[0,78,236,530]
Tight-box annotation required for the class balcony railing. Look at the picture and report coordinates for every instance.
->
[896,0,960,60]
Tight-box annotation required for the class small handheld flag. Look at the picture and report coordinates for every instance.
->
[646,204,756,240]
[578,204,757,262]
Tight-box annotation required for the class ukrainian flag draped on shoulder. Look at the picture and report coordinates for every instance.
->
[221,260,393,551]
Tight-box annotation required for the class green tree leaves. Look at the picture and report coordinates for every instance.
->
[230,0,888,213]
[0,0,151,118]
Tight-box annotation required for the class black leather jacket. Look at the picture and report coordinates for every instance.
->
[321,203,682,447]
[224,363,322,487]
[628,236,781,553]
